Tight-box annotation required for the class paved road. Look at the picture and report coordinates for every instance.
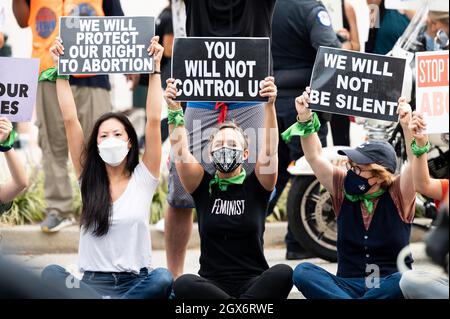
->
[6,243,445,299]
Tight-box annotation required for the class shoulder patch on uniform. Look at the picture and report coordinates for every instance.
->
[317,10,332,27]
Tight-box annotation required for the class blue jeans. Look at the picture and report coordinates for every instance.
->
[41,265,173,299]
[293,262,404,299]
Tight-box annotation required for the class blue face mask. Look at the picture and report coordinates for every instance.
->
[344,169,372,195]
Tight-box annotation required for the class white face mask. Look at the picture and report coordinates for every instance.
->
[98,137,130,167]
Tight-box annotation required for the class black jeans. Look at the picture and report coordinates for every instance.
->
[173,264,293,299]
[268,97,329,252]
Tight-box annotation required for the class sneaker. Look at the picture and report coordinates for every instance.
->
[286,250,315,261]
[41,210,75,233]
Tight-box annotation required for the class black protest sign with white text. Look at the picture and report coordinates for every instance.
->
[58,16,155,75]
[172,37,271,102]
[309,47,406,122]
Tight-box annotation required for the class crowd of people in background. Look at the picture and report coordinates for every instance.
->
[0,0,448,299]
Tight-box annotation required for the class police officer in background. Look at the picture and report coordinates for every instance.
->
[269,0,352,260]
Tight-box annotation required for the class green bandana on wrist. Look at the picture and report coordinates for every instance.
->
[168,108,185,128]
[411,139,431,158]
[38,67,70,82]
[0,129,17,152]
[209,168,246,194]
[344,188,386,214]
[281,112,321,143]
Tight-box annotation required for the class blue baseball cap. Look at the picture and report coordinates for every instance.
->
[338,140,397,173]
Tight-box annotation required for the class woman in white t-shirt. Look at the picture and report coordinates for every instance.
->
[40,37,173,299]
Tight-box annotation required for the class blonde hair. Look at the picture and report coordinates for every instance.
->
[367,163,395,188]
[209,121,249,150]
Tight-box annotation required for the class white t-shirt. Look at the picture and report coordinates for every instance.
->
[78,162,159,274]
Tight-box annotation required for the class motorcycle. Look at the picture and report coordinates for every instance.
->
[286,4,449,262]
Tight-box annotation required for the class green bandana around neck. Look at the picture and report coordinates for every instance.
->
[209,168,246,194]
[344,188,386,214]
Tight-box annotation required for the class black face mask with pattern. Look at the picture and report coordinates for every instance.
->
[211,147,244,174]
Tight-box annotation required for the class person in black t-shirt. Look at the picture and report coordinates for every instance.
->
[165,0,277,281]
[164,77,293,299]
[184,0,276,37]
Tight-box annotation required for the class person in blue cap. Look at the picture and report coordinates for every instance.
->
[284,88,416,299]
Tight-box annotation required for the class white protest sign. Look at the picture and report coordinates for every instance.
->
[385,0,449,11]
[0,57,39,122]
[320,0,344,30]
[416,51,449,134]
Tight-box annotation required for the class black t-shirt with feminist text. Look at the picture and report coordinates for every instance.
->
[184,0,276,37]
[191,171,272,284]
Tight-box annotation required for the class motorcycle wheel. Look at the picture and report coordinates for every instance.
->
[287,176,338,262]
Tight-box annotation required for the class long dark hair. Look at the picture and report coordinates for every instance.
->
[80,112,139,237]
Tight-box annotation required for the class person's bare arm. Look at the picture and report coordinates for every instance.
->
[255,77,278,191]
[0,118,28,203]
[0,32,4,49]
[409,112,443,200]
[296,88,335,195]
[344,0,360,51]
[162,34,174,58]
[142,37,164,178]
[12,0,30,28]
[164,78,204,193]
[50,39,85,179]
[397,98,416,212]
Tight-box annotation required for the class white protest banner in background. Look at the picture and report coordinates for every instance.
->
[172,37,271,102]
[320,0,344,31]
[416,51,449,134]
[0,57,39,122]
[59,16,155,75]
[385,0,449,11]
[309,47,406,122]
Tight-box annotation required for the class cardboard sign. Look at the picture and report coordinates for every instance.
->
[416,51,449,134]
[0,57,39,122]
[172,37,271,102]
[58,16,155,75]
[321,0,344,31]
[309,47,406,122]
[385,0,449,11]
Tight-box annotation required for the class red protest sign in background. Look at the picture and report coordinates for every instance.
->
[416,51,449,134]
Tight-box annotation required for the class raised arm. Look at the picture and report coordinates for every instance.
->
[343,0,360,51]
[396,97,416,207]
[408,111,444,200]
[255,77,278,191]
[164,78,204,193]
[12,0,30,28]
[0,118,28,203]
[50,39,85,179]
[295,88,335,194]
[142,36,164,178]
